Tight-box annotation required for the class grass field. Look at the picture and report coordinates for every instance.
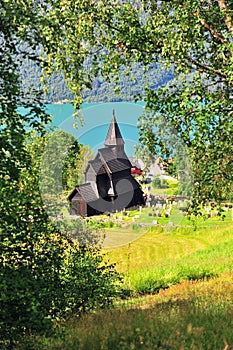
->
[20,274,233,349]
[104,221,233,294]
[17,213,233,350]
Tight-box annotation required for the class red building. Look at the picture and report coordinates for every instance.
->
[131,165,142,176]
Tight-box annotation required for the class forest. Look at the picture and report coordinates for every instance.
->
[19,58,173,103]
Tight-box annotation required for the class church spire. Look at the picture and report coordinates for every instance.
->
[104,110,125,147]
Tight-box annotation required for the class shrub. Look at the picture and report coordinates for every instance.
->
[0,218,122,347]
[0,220,67,345]
[59,244,122,315]
[152,177,168,189]
[107,221,114,228]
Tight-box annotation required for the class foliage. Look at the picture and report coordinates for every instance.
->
[58,244,122,314]
[1,224,122,347]
[3,0,233,209]
[64,143,94,189]
[19,59,173,103]
[152,176,168,189]
[37,129,79,216]
[0,1,121,346]
[1,0,52,343]
[26,130,94,218]
[1,0,233,344]
[1,130,121,346]
[55,218,104,247]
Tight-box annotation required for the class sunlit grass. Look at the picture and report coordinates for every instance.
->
[128,239,233,294]
[105,223,233,271]
[21,274,233,350]
[103,221,233,294]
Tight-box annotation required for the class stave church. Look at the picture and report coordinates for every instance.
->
[68,111,145,216]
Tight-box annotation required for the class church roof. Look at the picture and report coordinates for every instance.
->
[78,182,99,202]
[98,147,131,173]
[98,147,115,162]
[104,110,125,146]
[89,159,107,175]
[68,182,99,203]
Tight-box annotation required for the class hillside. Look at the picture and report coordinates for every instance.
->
[19,218,233,349]
[19,57,173,103]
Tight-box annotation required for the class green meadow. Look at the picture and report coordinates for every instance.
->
[18,211,233,350]
[105,223,233,294]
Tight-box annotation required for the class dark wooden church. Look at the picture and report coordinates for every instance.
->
[68,111,145,216]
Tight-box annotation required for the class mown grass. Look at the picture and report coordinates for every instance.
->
[102,225,147,248]
[105,222,233,268]
[105,223,233,294]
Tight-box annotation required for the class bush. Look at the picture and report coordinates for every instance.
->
[152,177,168,189]
[0,219,122,348]
[59,244,122,315]
[107,221,114,228]
[0,222,67,345]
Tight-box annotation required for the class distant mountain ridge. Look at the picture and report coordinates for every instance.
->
[19,57,173,103]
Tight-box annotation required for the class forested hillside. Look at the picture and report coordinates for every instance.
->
[19,58,173,103]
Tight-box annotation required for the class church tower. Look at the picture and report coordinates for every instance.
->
[104,110,125,158]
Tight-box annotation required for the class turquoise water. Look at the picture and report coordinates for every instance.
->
[46,102,145,156]
[18,101,145,156]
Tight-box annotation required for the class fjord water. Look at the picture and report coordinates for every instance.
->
[45,102,145,156]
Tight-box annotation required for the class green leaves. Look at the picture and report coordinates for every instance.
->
[1,1,123,344]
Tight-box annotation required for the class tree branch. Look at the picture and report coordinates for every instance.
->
[217,0,233,39]
[186,56,227,78]
[197,14,228,45]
